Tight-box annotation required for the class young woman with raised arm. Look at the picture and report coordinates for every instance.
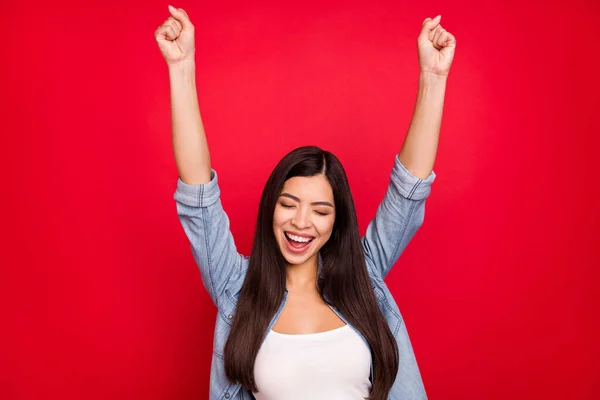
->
[155,6,455,399]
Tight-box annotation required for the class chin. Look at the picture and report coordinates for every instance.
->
[283,252,316,266]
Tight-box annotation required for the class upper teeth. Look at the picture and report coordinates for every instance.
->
[287,233,312,243]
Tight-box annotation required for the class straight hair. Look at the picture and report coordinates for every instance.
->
[224,146,399,399]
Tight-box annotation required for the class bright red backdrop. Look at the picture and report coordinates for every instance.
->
[1,0,599,399]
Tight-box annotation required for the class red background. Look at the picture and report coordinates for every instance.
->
[1,0,599,399]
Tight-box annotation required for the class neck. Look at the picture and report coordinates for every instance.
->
[285,254,318,292]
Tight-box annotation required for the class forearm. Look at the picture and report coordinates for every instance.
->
[398,72,447,179]
[169,60,211,185]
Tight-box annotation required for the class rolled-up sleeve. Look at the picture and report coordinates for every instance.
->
[362,155,436,280]
[174,170,245,307]
[174,170,222,208]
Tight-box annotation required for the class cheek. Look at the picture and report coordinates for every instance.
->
[317,217,335,238]
[273,208,285,225]
[272,208,289,232]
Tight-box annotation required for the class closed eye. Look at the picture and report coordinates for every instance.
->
[279,203,329,216]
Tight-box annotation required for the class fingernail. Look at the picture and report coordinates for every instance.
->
[168,5,176,12]
[434,15,441,21]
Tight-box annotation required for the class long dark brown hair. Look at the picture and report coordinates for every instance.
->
[224,146,399,399]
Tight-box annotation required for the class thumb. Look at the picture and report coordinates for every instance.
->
[168,5,194,30]
[419,15,441,41]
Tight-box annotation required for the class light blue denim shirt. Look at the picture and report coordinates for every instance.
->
[174,154,435,399]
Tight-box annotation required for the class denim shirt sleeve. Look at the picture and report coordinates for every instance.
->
[361,155,436,280]
[174,169,245,307]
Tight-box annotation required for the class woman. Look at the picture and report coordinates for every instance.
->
[155,5,455,400]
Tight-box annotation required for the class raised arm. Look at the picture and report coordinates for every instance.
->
[156,5,210,184]
[362,16,456,280]
[155,6,245,306]
[399,15,456,179]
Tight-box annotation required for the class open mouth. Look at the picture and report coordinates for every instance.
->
[284,232,315,252]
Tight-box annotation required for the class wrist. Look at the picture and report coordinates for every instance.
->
[419,70,448,83]
[419,71,448,90]
[168,57,196,71]
[168,59,196,81]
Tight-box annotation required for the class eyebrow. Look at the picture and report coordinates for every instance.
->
[279,193,334,208]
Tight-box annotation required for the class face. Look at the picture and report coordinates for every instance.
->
[273,174,336,266]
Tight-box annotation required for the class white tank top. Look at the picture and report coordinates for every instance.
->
[253,325,372,399]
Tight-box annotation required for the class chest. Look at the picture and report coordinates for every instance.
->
[272,290,346,334]
[253,326,372,399]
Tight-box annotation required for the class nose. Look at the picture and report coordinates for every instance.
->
[291,207,310,229]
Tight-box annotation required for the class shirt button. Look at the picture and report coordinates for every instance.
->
[228,314,233,320]
[224,393,230,399]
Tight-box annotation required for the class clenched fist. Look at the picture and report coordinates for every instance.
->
[418,15,456,77]
[155,5,195,66]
